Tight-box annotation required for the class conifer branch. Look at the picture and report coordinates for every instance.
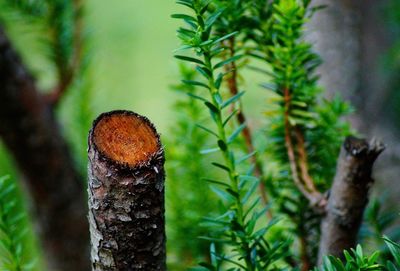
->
[173,1,285,268]
[295,128,317,193]
[45,0,84,106]
[225,37,271,218]
[294,128,327,208]
[283,87,317,203]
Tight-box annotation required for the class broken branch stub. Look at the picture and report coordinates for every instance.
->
[88,110,165,271]
[318,136,385,264]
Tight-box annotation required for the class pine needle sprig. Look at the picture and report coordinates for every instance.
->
[0,0,86,106]
[246,0,352,267]
[166,64,218,268]
[173,0,286,269]
[0,176,37,271]
[315,238,400,271]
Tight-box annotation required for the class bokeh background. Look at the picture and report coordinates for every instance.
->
[0,0,400,270]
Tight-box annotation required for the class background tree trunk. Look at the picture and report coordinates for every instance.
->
[0,27,90,271]
[88,110,166,271]
[306,0,400,218]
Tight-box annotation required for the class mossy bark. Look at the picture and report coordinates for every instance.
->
[88,110,166,271]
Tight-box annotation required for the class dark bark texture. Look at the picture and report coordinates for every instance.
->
[88,110,166,271]
[0,27,90,270]
[318,136,384,263]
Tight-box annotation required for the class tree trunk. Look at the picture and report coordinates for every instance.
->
[88,110,166,271]
[0,27,90,270]
[307,0,400,228]
[318,136,384,263]
[306,0,361,103]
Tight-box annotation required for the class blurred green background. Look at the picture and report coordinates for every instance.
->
[1,0,399,270]
[0,1,265,269]
[85,0,178,132]
[83,0,263,132]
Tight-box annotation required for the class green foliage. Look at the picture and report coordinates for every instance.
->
[383,0,400,127]
[173,0,287,269]
[0,0,93,176]
[316,238,400,271]
[58,65,94,175]
[307,97,353,185]
[166,64,219,269]
[317,245,383,271]
[58,34,94,176]
[359,198,400,262]
[0,176,37,271]
[0,0,83,91]
[250,0,352,264]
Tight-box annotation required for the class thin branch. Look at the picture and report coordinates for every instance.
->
[294,127,327,209]
[45,0,83,106]
[283,87,315,202]
[299,235,311,271]
[282,87,326,209]
[225,37,271,218]
[294,128,318,193]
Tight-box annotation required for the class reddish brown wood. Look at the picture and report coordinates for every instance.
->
[88,110,166,271]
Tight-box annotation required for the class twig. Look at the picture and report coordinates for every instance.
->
[225,37,271,218]
[299,235,311,271]
[45,0,83,106]
[282,87,326,209]
[294,127,327,208]
[283,87,315,202]
[295,128,318,193]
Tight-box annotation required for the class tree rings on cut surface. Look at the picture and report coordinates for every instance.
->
[92,110,161,167]
[88,110,165,271]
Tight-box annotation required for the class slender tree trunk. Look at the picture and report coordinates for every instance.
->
[0,27,90,270]
[318,136,384,263]
[88,110,166,271]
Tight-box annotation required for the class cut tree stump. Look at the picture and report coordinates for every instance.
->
[88,110,165,271]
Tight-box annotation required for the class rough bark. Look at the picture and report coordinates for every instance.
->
[0,27,90,270]
[317,136,385,263]
[88,110,166,271]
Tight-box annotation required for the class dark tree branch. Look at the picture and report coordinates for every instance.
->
[0,26,89,270]
[88,110,166,271]
[317,136,385,264]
